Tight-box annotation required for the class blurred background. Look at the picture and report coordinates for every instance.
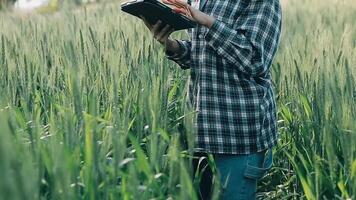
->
[0,0,113,12]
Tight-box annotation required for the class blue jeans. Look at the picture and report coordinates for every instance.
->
[192,149,273,200]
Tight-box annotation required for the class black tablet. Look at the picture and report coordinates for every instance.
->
[121,0,197,31]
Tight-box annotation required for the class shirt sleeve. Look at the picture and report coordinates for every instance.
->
[204,0,282,78]
[165,40,191,70]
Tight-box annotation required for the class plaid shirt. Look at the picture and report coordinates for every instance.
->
[167,0,282,154]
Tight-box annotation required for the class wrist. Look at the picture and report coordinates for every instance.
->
[202,15,215,28]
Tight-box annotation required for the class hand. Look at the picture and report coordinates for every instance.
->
[140,16,174,44]
[140,15,180,54]
[162,0,215,28]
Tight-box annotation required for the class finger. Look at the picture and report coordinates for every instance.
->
[162,0,173,5]
[186,7,193,18]
[172,0,189,8]
[175,0,193,17]
[140,15,152,30]
[172,7,192,18]
[158,28,175,44]
[164,0,194,19]
[163,0,185,8]
[164,0,189,13]
[172,7,187,14]
[156,25,171,40]
[161,28,175,41]
[151,20,162,35]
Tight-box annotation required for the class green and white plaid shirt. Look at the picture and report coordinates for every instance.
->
[167,0,282,154]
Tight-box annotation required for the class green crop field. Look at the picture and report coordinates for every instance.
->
[0,0,355,199]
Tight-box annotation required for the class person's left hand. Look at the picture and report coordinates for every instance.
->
[162,0,215,28]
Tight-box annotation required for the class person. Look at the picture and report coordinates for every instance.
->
[140,0,281,199]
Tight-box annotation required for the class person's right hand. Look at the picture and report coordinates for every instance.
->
[162,0,215,28]
[140,16,180,54]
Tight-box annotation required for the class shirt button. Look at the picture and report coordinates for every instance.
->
[198,34,204,39]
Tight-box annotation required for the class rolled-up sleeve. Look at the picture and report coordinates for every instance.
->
[204,0,282,77]
[165,40,191,70]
